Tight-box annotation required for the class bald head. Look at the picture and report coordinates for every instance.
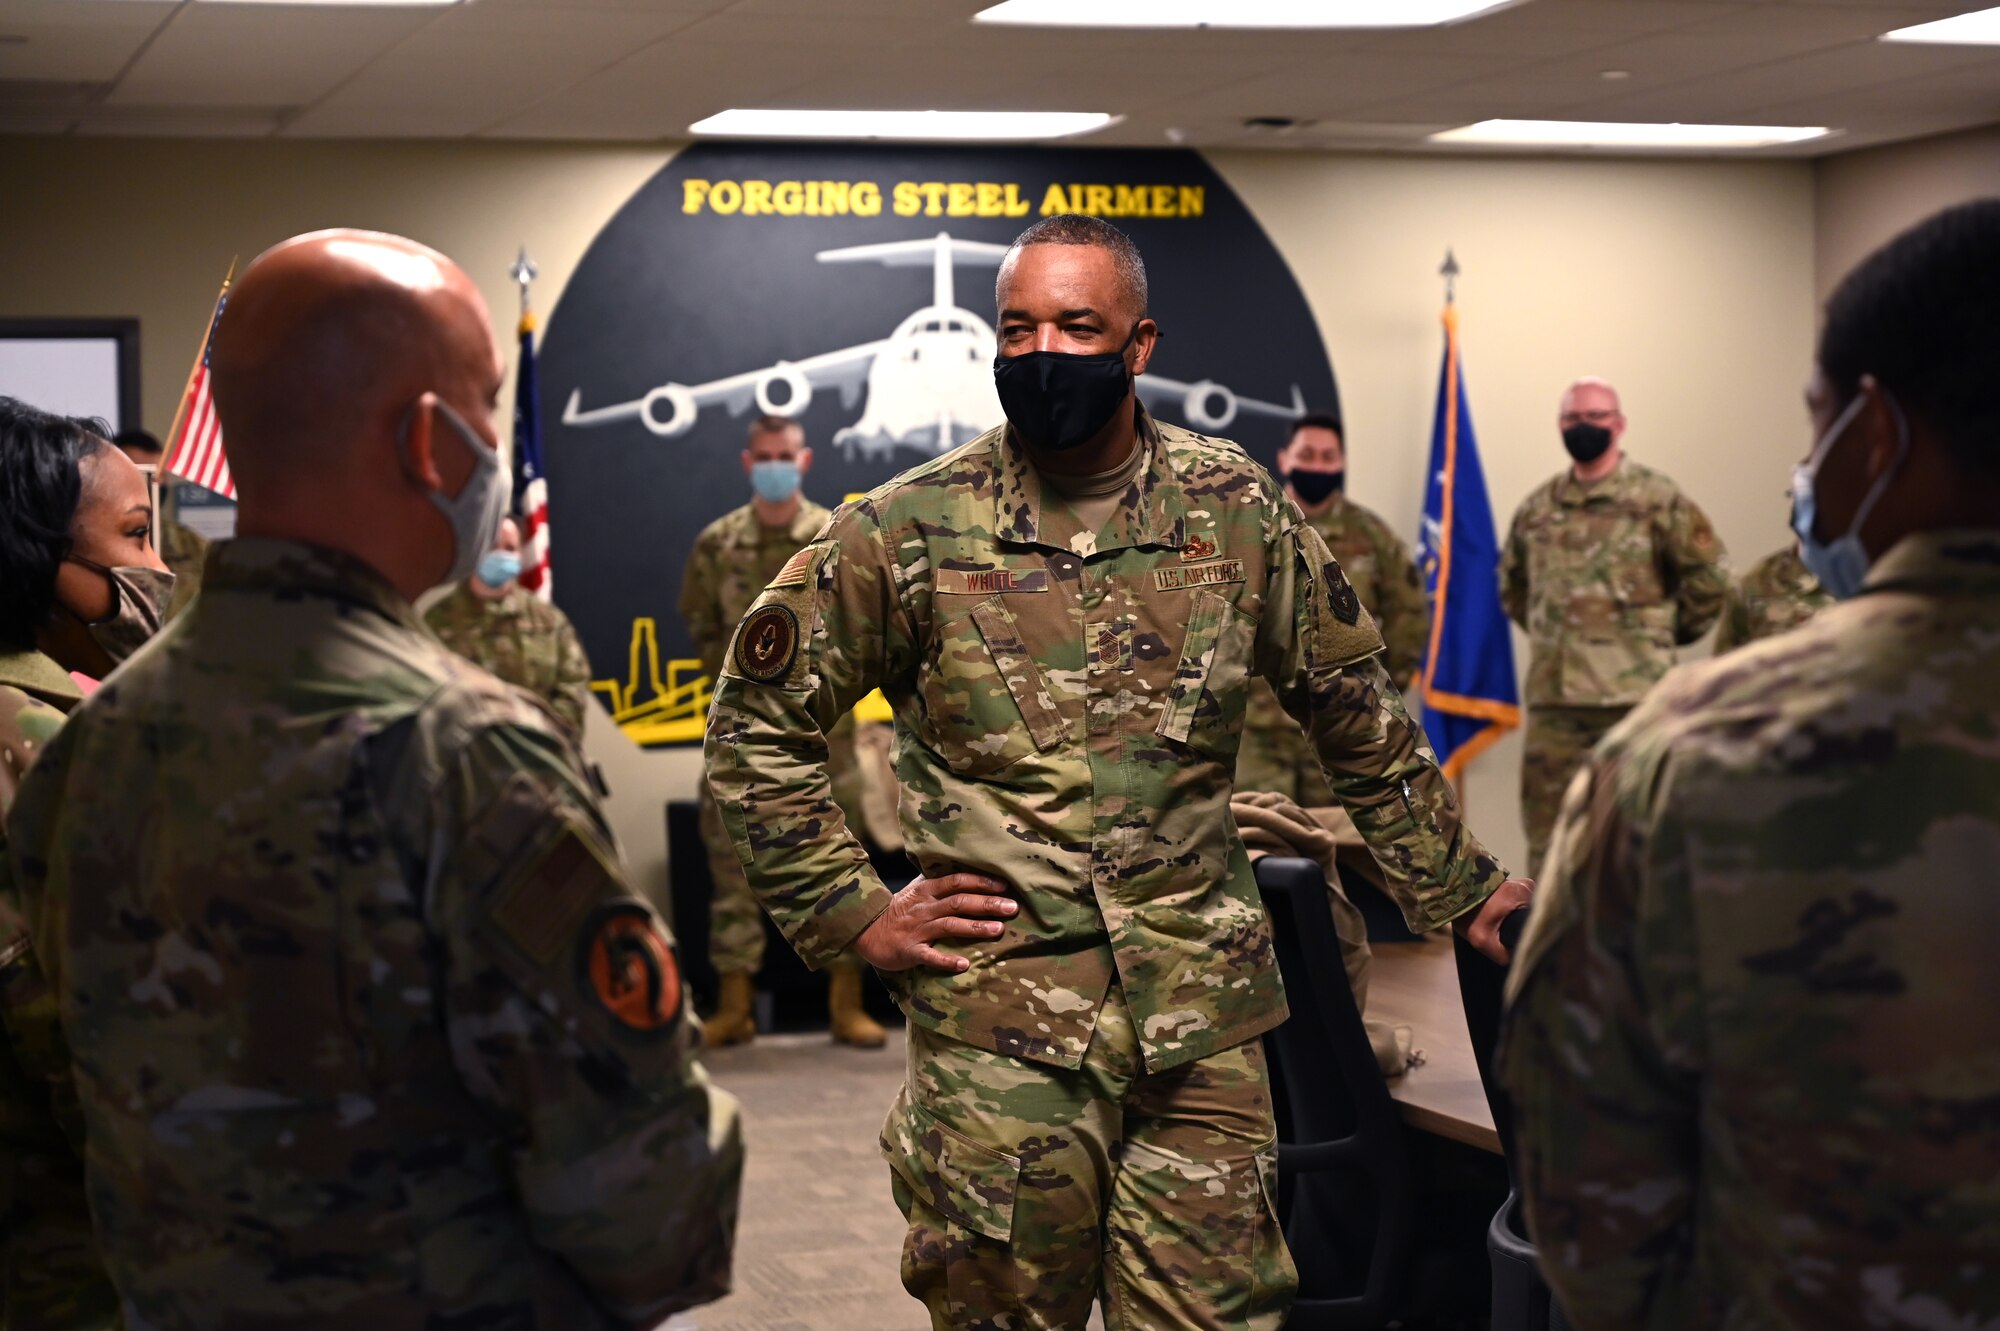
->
[1560,377,1622,418]
[212,230,500,495]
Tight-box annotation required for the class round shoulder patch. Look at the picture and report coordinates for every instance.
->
[579,903,683,1035]
[736,603,800,683]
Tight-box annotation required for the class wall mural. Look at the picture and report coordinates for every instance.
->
[539,142,1339,746]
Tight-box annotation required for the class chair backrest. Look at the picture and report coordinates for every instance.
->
[1257,856,1417,1328]
[1452,907,1531,1163]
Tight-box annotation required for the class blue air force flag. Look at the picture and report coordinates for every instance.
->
[1416,303,1520,781]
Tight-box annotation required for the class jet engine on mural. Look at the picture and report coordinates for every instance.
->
[559,229,1305,462]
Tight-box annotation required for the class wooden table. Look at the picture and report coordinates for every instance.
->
[1366,939,1502,1155]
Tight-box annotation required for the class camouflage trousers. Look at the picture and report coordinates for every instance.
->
[697,784,858,978]
[882,983,1295,1331]
[1520,704,1627,879]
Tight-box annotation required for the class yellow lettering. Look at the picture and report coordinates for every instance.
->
[976,181,1004,217]
[1083,184,1114,216]
[1039,182,1071,216]
[772,180,803,215]
[919,181,948,216]
[893,181,922,217]
[1005,182,1031,217]
[1114,184,1146,217]
[948,181,977,216]
[742,179,773,215]
[1178,185,1205,217]
[818,180,849,215]
[708,179,741,214]
[852,181,882,216]
[682,179,712,214]
[1152,184,1176,217]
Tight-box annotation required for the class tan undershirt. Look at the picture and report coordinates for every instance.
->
[1040,440,1147,554]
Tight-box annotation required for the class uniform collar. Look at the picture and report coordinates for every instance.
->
[455,580,530,618]
[991,404,1188,554]
[1552,455,1637,506]
[723,497,827,549]
[1860,528,2000,598]
[0,648,82,712]
[203,538,427,633]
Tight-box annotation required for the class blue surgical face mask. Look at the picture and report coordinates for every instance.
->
[1791,390,1909,600]
[750,458,801,504]
[476,550,522,590]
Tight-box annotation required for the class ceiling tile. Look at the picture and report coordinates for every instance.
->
[0,0,170,82]
[111,4,437,108]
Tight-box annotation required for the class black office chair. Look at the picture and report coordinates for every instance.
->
[1259,857,1488,1327]
[1454,909,1573,1331]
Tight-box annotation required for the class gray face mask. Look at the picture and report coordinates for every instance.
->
[405,398,511,590]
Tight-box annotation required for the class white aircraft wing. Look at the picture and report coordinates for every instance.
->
[816,236,1010,268]
[562,338,890,431]
[1138,374,1307,434]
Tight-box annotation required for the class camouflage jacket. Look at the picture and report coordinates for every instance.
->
[1243,496,1428,776]
[706,415,1507,1075]
[1499,529,2000,1330]
[1712,543,1833,654]
[680,498,835,679]
[0,540,742,1331]
[0,653,117,1329]
[424,581,593,735]
[1501,457,1729,706]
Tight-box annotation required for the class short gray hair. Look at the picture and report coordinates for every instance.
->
[999,213,1148,320]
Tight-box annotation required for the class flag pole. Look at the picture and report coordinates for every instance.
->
[161,258,235,478]
[511,245,538,337]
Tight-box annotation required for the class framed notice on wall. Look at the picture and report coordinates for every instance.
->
[0,318,142,432]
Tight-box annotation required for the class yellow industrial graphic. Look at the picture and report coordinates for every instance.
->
[594,617,890,747]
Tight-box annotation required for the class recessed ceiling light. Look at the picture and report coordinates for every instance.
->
[1431,119,1831,149]
[1882,6,2000,45]
[973,0,1519,28]
[688,109,1118,141]
[1599,69,1631,80]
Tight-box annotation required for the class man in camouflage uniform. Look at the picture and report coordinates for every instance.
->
[1238,412,1428,806]
[115,429,209,619]
[1712,540,1833,653]
[1500,377,1728,876]
[680,413,885,1048]
[0,230,742,1330]
[706,215,1529,1331]
[1501,201,2000,1330]
[426,515,593,735]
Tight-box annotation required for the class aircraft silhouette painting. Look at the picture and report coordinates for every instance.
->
[560,230,1305,462]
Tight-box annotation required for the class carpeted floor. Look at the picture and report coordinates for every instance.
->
[667,1029,1109,1331]
[667,1030,927,1331]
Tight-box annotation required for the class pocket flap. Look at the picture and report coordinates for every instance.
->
[880,1091,1021,1242]
[967,596,1069,754]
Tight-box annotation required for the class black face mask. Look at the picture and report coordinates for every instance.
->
[1285,468,1345,506]
[1562,422,1613,464]
[992,323,1141,452]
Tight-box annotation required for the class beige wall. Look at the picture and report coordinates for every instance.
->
[0,135,1823,888]
[1814,124,2000,302]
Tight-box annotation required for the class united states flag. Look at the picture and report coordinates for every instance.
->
[513,311,551,600]
[163,281,234,500]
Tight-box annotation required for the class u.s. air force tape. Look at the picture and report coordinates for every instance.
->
[735,603,800,683]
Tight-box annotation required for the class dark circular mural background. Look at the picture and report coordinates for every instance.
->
[540,142,1339,744]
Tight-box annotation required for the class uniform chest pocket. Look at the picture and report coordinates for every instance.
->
[919,595,1068,776]
[1156,589,1257,762]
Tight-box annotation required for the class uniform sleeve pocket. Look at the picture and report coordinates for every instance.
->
[1157,590,1255,760]
[880,1089,1020,1243]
